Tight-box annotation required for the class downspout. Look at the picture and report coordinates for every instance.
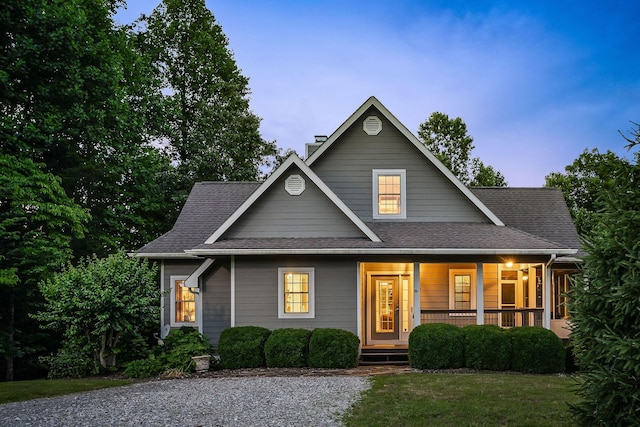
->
[544,254,557,329]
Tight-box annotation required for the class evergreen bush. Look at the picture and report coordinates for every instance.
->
[217,326,272,369]
[408,323,464,369]
[509,327,564,374]
[463,324,511,371]
[307,328,360,368]
[264,328,311,368]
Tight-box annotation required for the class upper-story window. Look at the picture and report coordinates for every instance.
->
[373,169,406,219]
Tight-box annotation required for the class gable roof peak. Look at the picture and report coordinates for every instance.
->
[305,96,505,226]
[204,154,381,244]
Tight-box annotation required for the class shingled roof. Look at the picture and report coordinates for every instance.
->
[471,187,581,249]
[137,182,580,257]
[136,182,260,256]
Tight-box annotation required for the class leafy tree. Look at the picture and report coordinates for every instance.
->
[568,136,640,425]
[418,112,506,186]
[35,252,161,373]
[545,149,630,236]
[139,0,277,201]
[0,155,88,381]
[1,0,175,258]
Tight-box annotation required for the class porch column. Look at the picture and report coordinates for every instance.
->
[413,263,421,327]
[544,264,552,329]
[476,262,484,325]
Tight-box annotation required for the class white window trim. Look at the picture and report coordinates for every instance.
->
[170,275,197,327]
[372,169,407,219]
[278,267,315,319]
[449,269,477,315]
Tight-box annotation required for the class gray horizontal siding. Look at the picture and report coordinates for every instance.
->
[225,166,366,239]
[202,261,231,345]
[234,256,358,334]
[312,107,489,223]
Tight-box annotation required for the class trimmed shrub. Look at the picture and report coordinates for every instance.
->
[509,327,565,373]
[463,325,511,371]
[264,328,312,368]
[308,328,360,368]
[218,326,272,369]
[408,323,464,369]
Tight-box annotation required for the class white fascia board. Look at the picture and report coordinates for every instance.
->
[205,154,381,244]
[184,258,215,288]
[186,248,577,256]
[305,96,504,226]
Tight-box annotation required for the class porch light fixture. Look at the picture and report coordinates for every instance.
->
[505,261,513,268]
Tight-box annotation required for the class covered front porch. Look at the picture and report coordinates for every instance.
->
[359,260,573,348]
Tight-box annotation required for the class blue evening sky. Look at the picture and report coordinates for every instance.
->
[115,1,640,186]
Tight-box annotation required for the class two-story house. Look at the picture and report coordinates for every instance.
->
[136,97,580,354]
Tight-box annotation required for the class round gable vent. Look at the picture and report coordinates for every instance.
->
[363,115,382,135]
[285,174,305,195]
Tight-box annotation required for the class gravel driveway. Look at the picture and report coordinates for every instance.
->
[0,376,371,427]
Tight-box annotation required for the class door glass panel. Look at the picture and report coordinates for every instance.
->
[501,282,516,327]
[401,279,409,333]
[376,280,394,333]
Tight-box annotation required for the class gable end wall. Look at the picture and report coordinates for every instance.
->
[312,107,489,223]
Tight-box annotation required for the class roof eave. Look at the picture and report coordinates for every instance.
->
[185,248,578,256]
[131,252,202,259]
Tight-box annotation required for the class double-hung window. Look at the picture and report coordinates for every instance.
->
[278,267,315,319]
[449,269,476,314]
[373,169,406,219]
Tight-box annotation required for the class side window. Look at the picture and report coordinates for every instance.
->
[170,276,196,325]
[278,267,315,319]
[372,169,406,219]
[449,269,476,312]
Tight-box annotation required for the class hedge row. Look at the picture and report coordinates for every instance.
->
[217,326,360,369]
[409,324,565,373]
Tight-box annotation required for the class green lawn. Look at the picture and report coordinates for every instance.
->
[0,378,134,404]
[344,373,581,427]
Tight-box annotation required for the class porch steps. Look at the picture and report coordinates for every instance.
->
[359,348,409,366]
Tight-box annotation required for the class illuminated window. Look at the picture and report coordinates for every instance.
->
[278,267,315,318]
[170,276,196,325]
[373,169,406,219]
[449,269,476,313]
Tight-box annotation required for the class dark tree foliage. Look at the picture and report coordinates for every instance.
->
[139,0,277,204]
[418,112,507,186]
[569,129,640,425]
[0,155,88,381]
[545,148,630,236]
[1,0,174,258]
